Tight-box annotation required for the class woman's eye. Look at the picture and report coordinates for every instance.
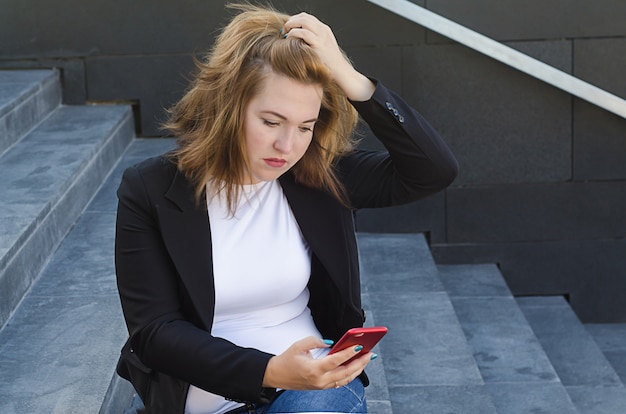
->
[299,126,313,133]
[263,120,279,127]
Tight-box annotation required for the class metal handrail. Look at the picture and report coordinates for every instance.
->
[366,0,626,120]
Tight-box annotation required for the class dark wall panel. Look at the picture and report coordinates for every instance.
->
[426,0,626,41]
[0,0,225,58]
[573,102,626,181]
[572,38,626,181]
[401,42,572,186]
[446,182,626,243]
[574,38,626,99]
[0,0,427,60]
[356,193,447,242]
[346,46,403,100]
[85,54,196,136]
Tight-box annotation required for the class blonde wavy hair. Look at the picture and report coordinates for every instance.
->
[164,3,359,212]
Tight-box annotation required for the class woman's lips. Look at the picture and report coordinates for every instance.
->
[264,158,287,168]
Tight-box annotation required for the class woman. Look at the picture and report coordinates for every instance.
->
[115,4,458,413]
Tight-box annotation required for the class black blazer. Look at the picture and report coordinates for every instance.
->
[114,81,458,413]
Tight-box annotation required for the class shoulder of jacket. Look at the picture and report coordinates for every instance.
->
[133,152,176,171]
[120,152,179,196]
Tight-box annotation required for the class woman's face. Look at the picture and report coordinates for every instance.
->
[242,71,323,184]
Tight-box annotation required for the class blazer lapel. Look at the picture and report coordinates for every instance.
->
[157,169,215,330]
[279,173,355,298]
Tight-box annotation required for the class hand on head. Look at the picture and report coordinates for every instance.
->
[282,13,375,102]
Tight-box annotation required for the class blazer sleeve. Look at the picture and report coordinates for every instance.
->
[338,80,459,209]
[115,163,275,404]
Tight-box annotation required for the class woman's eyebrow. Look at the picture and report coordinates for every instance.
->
[261,110,317,123]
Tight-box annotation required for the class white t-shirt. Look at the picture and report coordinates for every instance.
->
[185,180,328,414]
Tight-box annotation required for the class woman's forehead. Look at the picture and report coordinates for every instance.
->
[249,72,323,120]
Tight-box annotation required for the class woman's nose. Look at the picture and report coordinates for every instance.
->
[274,129,294,154]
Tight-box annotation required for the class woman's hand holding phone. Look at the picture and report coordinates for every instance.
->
[262,327,387,391]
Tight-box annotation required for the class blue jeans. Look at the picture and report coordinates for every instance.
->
[246,377,366,413]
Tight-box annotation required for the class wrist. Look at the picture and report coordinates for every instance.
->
[336,70,375,102]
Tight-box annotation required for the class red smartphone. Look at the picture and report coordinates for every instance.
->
[328,326,388,364]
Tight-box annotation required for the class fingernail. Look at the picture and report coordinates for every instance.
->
[323,339,334,346]
[354,345,363,352]
[370,353,378,360]
[279,28,283,35]
[283,33,288,39]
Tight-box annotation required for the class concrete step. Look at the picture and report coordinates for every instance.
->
[0,70,61,155]
[518,296,626,414]
[439,264,579,413]
[0,103,134,329]
[586,323,626,386]
[0,138,176,414]
[357,234,496,413]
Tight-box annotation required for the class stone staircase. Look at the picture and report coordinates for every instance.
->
[1,69,625,413]
[0,69,173,413]
[360,235,626,413]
